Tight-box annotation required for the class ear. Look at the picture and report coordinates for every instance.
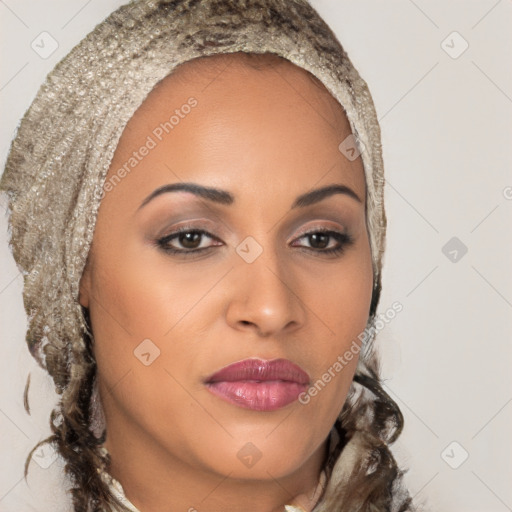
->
[79,256,92,308]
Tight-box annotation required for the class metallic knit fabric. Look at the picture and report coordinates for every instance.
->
[0,0,388,509]
[0,0,386,378]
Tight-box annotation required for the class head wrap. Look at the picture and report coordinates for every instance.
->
[1,1,396,509]
[0,0,386,384]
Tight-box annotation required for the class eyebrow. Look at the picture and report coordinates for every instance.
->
[137,182,362,211]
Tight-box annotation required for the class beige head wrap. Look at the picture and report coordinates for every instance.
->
[0,1,406,511]
[1,0,385,379]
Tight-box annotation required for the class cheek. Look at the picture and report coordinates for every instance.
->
[298,237,373,410]
[306,236,374,345]
[88,249,206,448]
[88,235,210,339]
[86,232,224,406]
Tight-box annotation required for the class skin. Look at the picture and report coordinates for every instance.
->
[79,52,373,512]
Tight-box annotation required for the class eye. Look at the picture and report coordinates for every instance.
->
[291,229,354,256]
[156,226,222,257]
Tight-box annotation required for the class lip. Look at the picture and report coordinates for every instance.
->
[204,358,310,411]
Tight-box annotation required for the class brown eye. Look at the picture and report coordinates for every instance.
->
[292,230,354,256]
[307,232,330,249]
[156,228,222,256]
[177,231,203,249]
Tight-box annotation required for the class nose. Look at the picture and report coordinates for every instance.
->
[225,245,306,337]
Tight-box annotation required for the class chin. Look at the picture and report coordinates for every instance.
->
[194,433,318,481]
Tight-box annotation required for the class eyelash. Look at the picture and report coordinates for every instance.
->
[155,225,354,259]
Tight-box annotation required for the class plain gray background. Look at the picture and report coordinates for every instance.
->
[1,1,511,511]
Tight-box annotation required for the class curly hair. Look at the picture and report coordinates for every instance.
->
[1,0,417,510]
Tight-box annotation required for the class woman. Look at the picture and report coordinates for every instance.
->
[0,0,415,511]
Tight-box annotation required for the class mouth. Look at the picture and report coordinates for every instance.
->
[204,358,310,411]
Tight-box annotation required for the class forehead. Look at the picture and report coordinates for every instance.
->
[104,50,366,207]
[133,51,351,133]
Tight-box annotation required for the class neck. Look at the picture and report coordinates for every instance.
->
[103,413,329,512]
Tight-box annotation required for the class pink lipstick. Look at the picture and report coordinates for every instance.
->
[204,358,310,411]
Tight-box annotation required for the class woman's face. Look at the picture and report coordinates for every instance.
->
[80,53,373,487]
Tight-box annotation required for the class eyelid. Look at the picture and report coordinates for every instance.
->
[291,221,347,240]
[157,224,222,244]
[155,219,220,238]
